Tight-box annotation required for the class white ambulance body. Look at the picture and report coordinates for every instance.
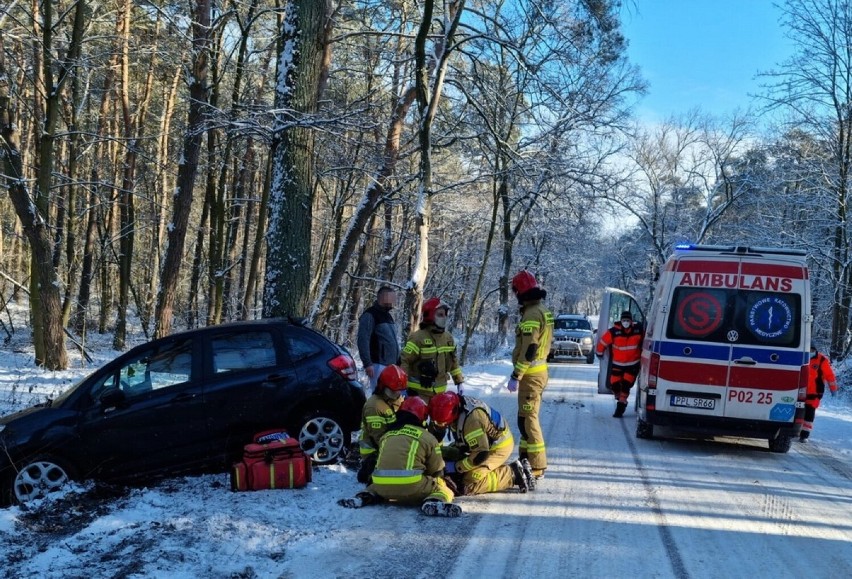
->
[599,245,810,453]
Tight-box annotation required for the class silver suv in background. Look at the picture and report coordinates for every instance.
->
[548,314,595,364]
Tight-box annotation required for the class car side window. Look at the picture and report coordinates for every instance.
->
[120,339,193,396]
[211,331,277,373]
[284,333,322,363]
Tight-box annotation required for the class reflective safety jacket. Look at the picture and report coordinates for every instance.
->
[449,397,513,474]
[370,424,445,485]
[808,351,837,400]
[401,326,463,396]
[511,300,554,378]
[596,325,643,367]
[358,392,403,457]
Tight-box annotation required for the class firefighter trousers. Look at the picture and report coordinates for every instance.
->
[517,370,548,471]
[460,436,515,495]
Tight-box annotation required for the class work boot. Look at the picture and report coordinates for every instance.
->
[509,460,529,493]
[421,500,462,517]
[799,430,810,442]
[520,459,537,491]
[337,491,378,508]
[613,401,627,418]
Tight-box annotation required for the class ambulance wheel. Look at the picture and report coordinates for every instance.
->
[295,411,348,465]
[636,417,654,439]
[768,434,792,453]
[7,455,76,504]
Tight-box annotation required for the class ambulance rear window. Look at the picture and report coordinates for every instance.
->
[667,287,801,347]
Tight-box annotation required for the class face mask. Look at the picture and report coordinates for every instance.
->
[810,350,817,358]
[621,320,632,328]
[384,388,403,400]
[434,314,448,329]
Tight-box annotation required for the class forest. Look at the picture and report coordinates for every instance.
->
[2,0,852,370]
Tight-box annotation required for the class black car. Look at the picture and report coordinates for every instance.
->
[0,319,366,505]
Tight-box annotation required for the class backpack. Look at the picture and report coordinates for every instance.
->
[231,430,313,491]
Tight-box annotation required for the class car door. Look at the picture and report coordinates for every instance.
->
[75,337,207,480]
[597,288,645,394]
[201,326,297,462]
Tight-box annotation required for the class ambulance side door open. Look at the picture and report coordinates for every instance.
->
[597,288,645,395]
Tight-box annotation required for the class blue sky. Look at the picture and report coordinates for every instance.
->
[621,1,794,122]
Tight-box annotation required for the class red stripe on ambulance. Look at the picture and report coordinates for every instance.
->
[729,367,800,391]
[659,361,728,386]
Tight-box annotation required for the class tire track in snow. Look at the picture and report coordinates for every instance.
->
[620,418,690,579]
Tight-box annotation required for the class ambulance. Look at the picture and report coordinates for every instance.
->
[598,245,811,453]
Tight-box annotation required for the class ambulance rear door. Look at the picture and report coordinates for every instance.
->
[597,288,645,395]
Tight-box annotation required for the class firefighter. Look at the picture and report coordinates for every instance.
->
[401,297,464,403]
[596,311,644,418]
[506,270,553,480]
[802,343,839,442]
[356,364,408,483]
[429,391,536,495]
[338,396,461,517]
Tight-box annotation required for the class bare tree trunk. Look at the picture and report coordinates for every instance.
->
[155,0,212,338]
[263,0,332,318]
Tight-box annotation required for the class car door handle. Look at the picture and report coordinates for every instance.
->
[262,374,290,387]
[734,357,757,365]
[171,393,197,402]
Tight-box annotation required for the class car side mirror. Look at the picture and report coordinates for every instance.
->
[99,387,127,409]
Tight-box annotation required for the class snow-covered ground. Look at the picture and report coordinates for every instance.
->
[0,331,851,578]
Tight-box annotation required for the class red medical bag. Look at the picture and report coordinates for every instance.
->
[231,430,313,491]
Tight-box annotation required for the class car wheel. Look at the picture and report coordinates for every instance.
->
[768,434,792,453]
[636,417,654,439]
[11,455,75,504]
[296,411,348,465]
[586,352,595,364]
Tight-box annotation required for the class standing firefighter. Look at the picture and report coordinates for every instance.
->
[596,311,644,418]
[802,343,839,442]
[506,270,553,480]
[356,364,407,483]
[429,392,536,495]
[338,396,461,517]
[401,297,464,403]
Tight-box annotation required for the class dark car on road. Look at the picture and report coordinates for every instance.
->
[0,319,366,505]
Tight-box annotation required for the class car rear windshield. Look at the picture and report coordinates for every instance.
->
[667,287,801,347]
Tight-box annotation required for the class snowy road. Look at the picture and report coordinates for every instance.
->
[2,361,850,578]
[301,363,852,579]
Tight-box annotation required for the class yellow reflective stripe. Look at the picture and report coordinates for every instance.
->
[525,442,546,453]
[407,382,447,394]
[436,346,455,353]
[359,447,377,457]
[406,439,418,470]
[464,428,485,446]
[420,347,438,354]
[269,462,295,489]
[519,321,541,332]
[372,474,424,485]
[492,433,513,449]
[402,342,420,354]
[487,471,498,493]
[450,368,463,377]
[525,365,547,375]
[460,457,474,470]
[514,361,530,374]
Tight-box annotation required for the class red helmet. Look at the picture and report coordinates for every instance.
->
[511,270,538,295]
[399,396,429,423]
[421,297,449,324]
[429,391,460,424]
[378,364,408,391]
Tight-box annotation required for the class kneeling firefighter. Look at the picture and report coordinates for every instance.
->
[356,364,407,483]
[429,391,536,495]
[338,396,461,517]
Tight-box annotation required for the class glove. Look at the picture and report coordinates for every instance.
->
[507,376,519,392]
[445,461,457,474]
[457,382,464,395]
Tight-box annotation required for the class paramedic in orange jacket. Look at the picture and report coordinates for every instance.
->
[507,270,553,479]
[801,343,838,442]
[596,311,644,418]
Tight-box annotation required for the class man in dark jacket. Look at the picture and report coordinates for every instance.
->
[357,286,401,389]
